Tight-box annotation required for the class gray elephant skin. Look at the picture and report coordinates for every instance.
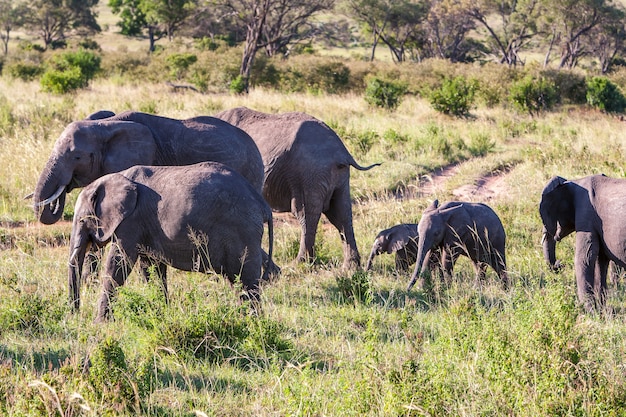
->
[539,174,626,312]
[216,107,380,269]
[68,162,274,322]
[33,110,264,225]
[365,223,420,272]
[407,200,508,291]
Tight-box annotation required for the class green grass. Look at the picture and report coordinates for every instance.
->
[2,63,626,415]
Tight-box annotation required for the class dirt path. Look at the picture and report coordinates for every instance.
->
[417,161,513,201]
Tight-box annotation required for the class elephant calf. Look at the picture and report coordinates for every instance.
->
[407,200,508,291]
[366,223,419,272]
[366,223,444,276]
[68,162,275,321]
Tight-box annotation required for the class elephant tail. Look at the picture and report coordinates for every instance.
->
[262,211,281,279]
[346,154,382,171]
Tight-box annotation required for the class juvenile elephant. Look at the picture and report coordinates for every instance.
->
[366,223,444,275]
[216,107,380,269]
[407,200,508,291]
[33,110,264,225]
[366,223,419,271]
[539,174,626,312]
[68,162,274,322]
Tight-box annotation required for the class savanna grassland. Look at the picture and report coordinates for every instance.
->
[3,20,626,417]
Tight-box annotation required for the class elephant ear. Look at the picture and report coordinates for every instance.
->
[542,176,567,195]
[424,199,439,212]
[93,174,138,242]
[99,121,157,174]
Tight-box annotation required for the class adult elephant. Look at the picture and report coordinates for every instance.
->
[539,174,626,312]
[32,110,264,224]
[216,107,380,269]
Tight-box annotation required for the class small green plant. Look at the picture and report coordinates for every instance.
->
[335,270,373,304]
[468,133,496,157]
[510,75,558,115]
[429,76,477,116]
[365,77,407,110]
[586,76,626,113]
[88,337,137,409]
[230,74,247,94]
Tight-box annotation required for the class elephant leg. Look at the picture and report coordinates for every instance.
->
[324,186,361,269]
[97,244,137,322]
[575,232,599,312]
[395,248,410,273]
[292,198,322,264]
[594,253,609,310]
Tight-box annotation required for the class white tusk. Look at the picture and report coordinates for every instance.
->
[34,185,66,208]
[69,247,81,267]
[24,192,34,200]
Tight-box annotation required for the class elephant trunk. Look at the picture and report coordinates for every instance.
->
[33,157,70,224]
[68,230,89,311]
[407,235,431,291]
[365,243,380,271]
[541,228,561,272]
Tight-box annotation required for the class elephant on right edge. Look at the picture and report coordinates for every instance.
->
[216,107,380,269]
[539,174,626,312]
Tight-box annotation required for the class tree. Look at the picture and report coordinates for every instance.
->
[346,0,428,62]
[539,0,605,69]
[261,0,334,57]
[213,0,334,92]
[585,3,626,73]
[0,0,28,55]
[465,0,544,66]
[423,0,477,62]
[23,0,100,50]
[109,0,198,52]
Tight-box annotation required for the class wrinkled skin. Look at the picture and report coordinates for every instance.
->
[539,174,626,312]
[407,200,508,291]
[216,107,380,269]
[33,110,264,225]
[68,162,276,322]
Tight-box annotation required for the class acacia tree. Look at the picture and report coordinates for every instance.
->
[465,0,544,66]
[261,0,334,57]
[0,0,28,55]
[23,0,100,49]
[346,0,428,62]
[214,0,334,92]
[109,0,198,52]
[586,4,626,73]
[424,0,477,62]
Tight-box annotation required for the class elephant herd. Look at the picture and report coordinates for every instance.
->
[30,107,626,320]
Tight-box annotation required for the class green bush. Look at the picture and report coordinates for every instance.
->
[586,76,626,113]
[165,52,197,80]
[429,76,477,116]
[365,77,407,110]
[229,74,247,94]
[6,62,44,81]
[40,49,101,93]
[509,75,558,115]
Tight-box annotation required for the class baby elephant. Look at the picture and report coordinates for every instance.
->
[365,223,420,272]
[68,162,275,321]
[407,200,508,291]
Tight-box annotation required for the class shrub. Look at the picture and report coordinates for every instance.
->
[586,76,626,113]
[40,50,101,93]
[166,52,198,80]
[6,62,44,81]
[509,75,558,115]
[428,76,477,116]
[336,271,373,304]
[230,74,247,94]
[365,77,407,110]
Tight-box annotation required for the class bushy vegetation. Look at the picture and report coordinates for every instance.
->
[586,76,626,113]
[428,76,477,116]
